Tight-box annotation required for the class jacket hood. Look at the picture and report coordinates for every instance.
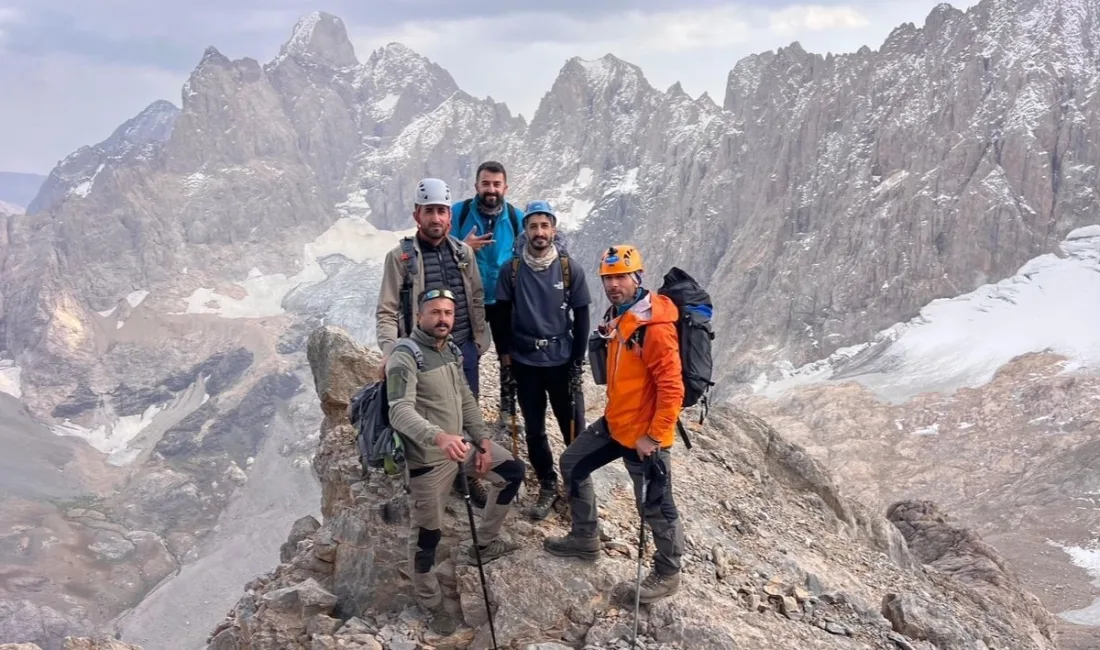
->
[615,292,678,339]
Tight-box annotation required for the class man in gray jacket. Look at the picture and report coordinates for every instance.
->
[375,177,490,394]
[386,286,526,635]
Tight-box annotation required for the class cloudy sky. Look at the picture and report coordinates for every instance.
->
[0,0,978,174]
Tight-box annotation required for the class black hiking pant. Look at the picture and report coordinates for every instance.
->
[560,417,684,575]
[485,303,510,409]
[512,360,585,487]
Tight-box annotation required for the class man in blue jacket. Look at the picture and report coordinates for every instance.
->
[451,161,524,415]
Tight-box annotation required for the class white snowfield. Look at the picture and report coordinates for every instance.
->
[0,359,22,399]
[1048,540,1100,626]
[176,217,413,319]
[50,381,211,467]
[757,225,1100,403]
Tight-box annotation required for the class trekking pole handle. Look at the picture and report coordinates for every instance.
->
[463,436,487,454]
[642,454,666,478]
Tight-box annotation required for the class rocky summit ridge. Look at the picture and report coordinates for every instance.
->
[194,326,1058,650]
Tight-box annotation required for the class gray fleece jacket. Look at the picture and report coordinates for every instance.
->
[384,326,488,469]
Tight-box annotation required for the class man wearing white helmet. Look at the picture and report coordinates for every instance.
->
[377,178,490,378]
[376,178,492,505]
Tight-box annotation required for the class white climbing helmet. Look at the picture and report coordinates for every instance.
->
[415,178,451,207]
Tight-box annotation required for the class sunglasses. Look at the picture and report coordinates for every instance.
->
[422,288,456,302]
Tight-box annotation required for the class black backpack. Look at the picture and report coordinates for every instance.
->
[348,380,402,476]
[642,267,716,415]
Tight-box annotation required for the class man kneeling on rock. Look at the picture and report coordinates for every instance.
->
[386,286,526,634]
[544,245,686,604]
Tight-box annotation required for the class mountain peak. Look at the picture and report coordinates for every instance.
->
[558,52,651,94]
[277,11,358,68]
[199,46,231,68]
[358,42,458,97]
[565,53,642,84]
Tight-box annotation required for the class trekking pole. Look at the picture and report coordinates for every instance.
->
[632,455,665,649]
[568,363,580,445]
[568,389,576,445]
[502,369,519,458]
[510,412,518,458]
[458,442,499,649]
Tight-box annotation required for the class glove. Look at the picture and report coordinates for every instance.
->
[568,359,584,394]
[500,364,517,414]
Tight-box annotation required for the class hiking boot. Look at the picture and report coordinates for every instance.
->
[470,537,520,564]
[628,570,681,604]
[522,483,559,520]
[426,607,458,635]
[453,473,488,509]
[543,533,600,561]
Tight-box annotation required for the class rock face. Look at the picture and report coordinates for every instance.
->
[886,500,1057,648]
[0,600,92,650]
[27,100,179,216]
[744,350,1100,648]
[204,325,1058,650]
[0,638,142,650]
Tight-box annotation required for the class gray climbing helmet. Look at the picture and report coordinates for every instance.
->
[415,178,451,206]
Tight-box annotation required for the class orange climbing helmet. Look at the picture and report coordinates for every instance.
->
[599,245,644,276]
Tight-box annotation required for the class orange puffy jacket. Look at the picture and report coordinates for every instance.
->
[601,291,685,449]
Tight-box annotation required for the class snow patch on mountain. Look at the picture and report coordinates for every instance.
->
[50,377,212,466]
[0,359,22,399]
[126,290,150,308]
[176,218,410,319]
[756,225,1100,403]
[1048,538,1100,625]
[29,100,179,214]
[52,403,165,461]
[610,167,640,195]
[371,93,400,120]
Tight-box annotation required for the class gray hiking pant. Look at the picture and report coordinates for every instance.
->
[406,441,525,608]
[559,417,684,575]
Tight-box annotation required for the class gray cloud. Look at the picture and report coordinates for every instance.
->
[1,0,739,67]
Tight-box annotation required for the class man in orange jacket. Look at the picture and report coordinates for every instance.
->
[544,244,686,603]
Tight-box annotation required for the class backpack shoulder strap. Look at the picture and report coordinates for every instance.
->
[398,238,419,335]
[446,235,468,263]
[399,237,418,275]
[506,204,520,236]
[392,338,425,370]
[447,340,463,365]
[510,257,520,290]
[560,253,572,291]
[457,198,475,234]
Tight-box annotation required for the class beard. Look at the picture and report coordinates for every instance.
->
[479,192,501,207]
[422,223,446,239]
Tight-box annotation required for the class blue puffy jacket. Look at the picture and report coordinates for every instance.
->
[450,198,523,305]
